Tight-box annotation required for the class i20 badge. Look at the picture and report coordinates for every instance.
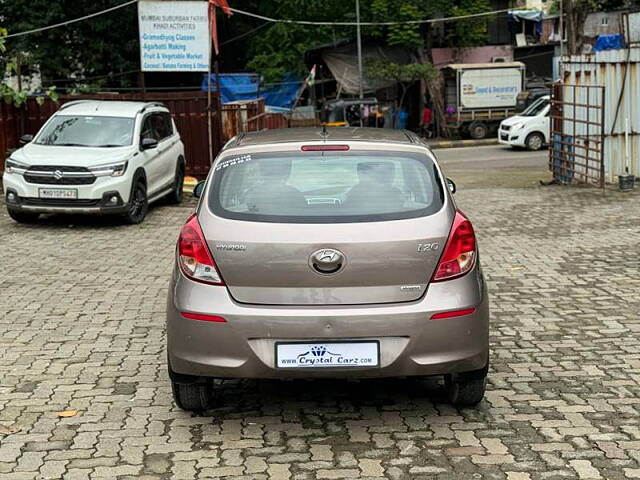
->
[417,242,440,252]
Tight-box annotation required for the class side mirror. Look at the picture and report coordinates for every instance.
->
[193,180,206,198]
[141,137,158,150]
[19,134,34,145]
[446,178,457,194]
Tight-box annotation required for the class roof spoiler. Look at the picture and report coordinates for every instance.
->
[138,102,166,114]
[58,100,94,111]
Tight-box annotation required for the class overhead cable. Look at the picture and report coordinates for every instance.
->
[4,0,138,39]
[4,1,512,40]
[227,7,512,26]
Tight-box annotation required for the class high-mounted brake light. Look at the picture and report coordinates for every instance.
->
[177,214,224,285]
[301,145,350,151]
[432,210,476,282]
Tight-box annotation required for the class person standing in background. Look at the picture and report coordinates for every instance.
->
[422,104,433,138]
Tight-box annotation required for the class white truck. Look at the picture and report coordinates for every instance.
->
[442,62,526,139]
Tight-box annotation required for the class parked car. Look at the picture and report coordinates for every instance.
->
[498,95,550,151]
[3,100,185,224]
[166,127,490,411]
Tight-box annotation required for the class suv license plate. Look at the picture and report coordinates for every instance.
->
[39,188,78,199]
[276,341,379,369]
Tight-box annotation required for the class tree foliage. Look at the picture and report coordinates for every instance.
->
[244,0,359,82]
[0,28,57,105]
[1,0,139,91]
[365,58,438,112]
[243,0,492,81]
[365,59,438,84]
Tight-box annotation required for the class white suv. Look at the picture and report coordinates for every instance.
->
[3,100,185,224]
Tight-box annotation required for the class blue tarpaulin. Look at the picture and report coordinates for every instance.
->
[201,73,302,109]
[594,34,625,52]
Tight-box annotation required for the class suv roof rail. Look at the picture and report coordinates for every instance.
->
[138,102,166,114]
[58,100,94,111]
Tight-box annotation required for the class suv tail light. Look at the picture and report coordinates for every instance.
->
[432,210,476,282]
[177,214,224,285]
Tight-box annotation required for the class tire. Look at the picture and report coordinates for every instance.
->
[166,162,184,205]
[445,367,487,406]
[171,380,213,412]
[525,132,545,151]
[123,178,148,224]
[468,121,489,140]
[7,209,40,224]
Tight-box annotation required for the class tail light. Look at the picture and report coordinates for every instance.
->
[177,214,224,285]
[432,210,476,282]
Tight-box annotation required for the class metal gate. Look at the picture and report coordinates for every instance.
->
[549,82,605,188]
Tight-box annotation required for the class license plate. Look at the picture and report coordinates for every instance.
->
[39,188,78,199]
[276,341,379,369]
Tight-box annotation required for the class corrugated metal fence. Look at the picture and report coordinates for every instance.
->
[561,48,640,183]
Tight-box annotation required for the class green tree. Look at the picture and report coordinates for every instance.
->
[365,58,437,113]
[0,28,57,105]
[1,0,139,91]
[244,1,360,82]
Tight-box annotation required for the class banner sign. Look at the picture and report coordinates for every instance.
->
[459,68,522,109]
[138,1,210,72]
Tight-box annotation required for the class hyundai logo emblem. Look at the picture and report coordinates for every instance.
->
[309,248,345,274]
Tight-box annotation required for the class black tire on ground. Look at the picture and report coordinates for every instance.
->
[166,162,185,205]
[171,380,213,412]
[445,367,487,406]
[123,178,148,224]
[525,132,545,151]
[468,121,489,140]
[7,209,40,224]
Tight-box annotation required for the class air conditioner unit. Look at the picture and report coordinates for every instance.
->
[491,56,510,62]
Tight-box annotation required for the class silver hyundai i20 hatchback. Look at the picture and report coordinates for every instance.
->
[167,128,489,411]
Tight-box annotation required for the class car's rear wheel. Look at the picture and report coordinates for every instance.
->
[7,209,40,224]
[171,381,213,412]
[167,162,184,205]
[445,367,487,406]
[123,179,148,224]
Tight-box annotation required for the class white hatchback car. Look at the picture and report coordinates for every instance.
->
[498,95,550,151]
[3,100,185,224]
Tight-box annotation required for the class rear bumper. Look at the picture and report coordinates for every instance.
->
[167,264,490,380]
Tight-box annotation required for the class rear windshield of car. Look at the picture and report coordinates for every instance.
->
[209,151,444,223]
[35,115,134,147]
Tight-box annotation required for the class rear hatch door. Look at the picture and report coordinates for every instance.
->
[200,146,453,306]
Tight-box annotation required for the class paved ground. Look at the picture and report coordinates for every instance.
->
[1,153,639,479]
[436,145,549,190]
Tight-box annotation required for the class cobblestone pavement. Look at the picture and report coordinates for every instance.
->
[1,184,639,480]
